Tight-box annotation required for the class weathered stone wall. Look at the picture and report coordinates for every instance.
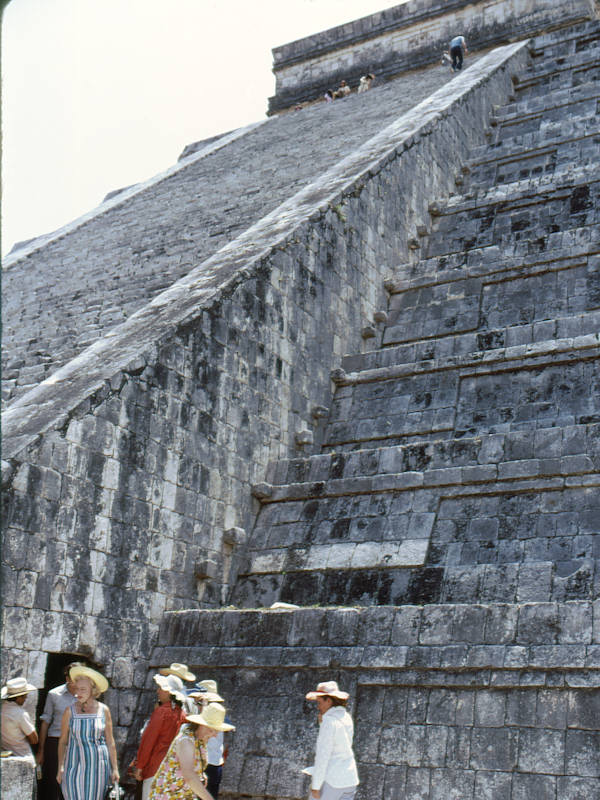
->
[269,0,597,111]
[1,40,528,753]
[152,604,600,800]
[0,759,35,800]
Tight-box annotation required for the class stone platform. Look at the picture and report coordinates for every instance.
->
[153,603,600,800]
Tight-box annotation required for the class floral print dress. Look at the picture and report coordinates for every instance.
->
[148,725,207,800]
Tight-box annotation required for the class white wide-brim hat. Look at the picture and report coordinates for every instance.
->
[189,679,224,702]
[159,662,196,682]
[189,689,224,703]
[305,681,349,701]
[1,677,37,700]
[186,702,235,732]
[69,665,109,694]
[154,673,186,703]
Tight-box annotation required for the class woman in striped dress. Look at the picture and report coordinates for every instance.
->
[57,665,119,799]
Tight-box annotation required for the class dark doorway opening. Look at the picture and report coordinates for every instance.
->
[35,652,100,727]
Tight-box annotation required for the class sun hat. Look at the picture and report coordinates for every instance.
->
[69,665,109,694]
[188,686,224,703]
[154,673,186,703]
[1,677,37,700]
[188,679,224,702]
[186,702,235,732]
[305,681,349,701]
[198,680,218,694]
[159,663,196,682]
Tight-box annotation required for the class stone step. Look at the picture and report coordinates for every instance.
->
[234,465,600,606]
[529,18,600,57]
[380,249,600,347]
[383,240,595,283]
[513,45,600,97]
[265,422,600,487]
[323,332,600,448]
[467,126,600,189]
[487,79,600,133]
[425,168,599,261]
[1,59,451,409]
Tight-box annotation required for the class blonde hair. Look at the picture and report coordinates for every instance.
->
[76,675,101,698]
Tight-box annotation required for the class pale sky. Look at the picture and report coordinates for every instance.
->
[1,0,399,256]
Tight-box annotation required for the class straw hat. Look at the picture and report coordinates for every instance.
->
[305,681,349,701]
[159,663,195,682]
[1,677,37,700]
[69,665,109,694]
[154,673,186,703]
[186,702,235,732]
[188,679,224,703]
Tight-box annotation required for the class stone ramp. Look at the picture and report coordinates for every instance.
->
[232,21,600,612]
[1,56,461,407]
[152,603,600,800]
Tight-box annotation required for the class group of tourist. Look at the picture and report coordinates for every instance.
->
[1,662,234,800]
[2,664,359,800]
[323,73,375,103]
[322,31,468,109]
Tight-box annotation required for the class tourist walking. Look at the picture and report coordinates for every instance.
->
[1,676,38,766]
[333,80,351,98]
[148,703,234,800]
[303,681,359,800]
[57,665,119,800]
[133,674,186,800]
[159,663,197,714]
[449,35,468,70]
[37,662,80,800]
[357,73,375,93]
[189,680,229,800]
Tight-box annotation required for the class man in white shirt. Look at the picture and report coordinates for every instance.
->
[449,35,468,71]
[37,663,80,799]
[303,681,359,800]
[1,676,39,766]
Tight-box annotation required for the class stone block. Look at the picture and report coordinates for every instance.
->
[565,730,600,777]
[429,767,475,799]
[239,755,271,795]
[518,728,565,775]
[357,606,395,645]
[391,606,421,645]
[474,690,506,727]
[0,758,35,800]
[517,603,559,644]
[512,773,557,800]
[558,602,592,643]
[420,606,455,645]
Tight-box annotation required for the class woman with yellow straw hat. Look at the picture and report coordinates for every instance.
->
[57,665,119,800]
[149,703,234,800]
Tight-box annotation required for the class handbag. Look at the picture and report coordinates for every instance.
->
[104,784,125,800]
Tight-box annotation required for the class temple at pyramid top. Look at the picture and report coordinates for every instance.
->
[268,0,595,111]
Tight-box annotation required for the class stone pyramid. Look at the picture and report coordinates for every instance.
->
[2,2,599,798]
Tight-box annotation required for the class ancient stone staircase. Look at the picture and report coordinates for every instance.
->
[1,59,456,407]
[231,19,600,611]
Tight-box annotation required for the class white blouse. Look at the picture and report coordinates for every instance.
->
[305,707,359,790]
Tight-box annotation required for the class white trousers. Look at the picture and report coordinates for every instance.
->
[142,777,154,800]
[310,784,357,800]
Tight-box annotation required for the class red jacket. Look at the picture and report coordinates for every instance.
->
[136,703,185,779]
